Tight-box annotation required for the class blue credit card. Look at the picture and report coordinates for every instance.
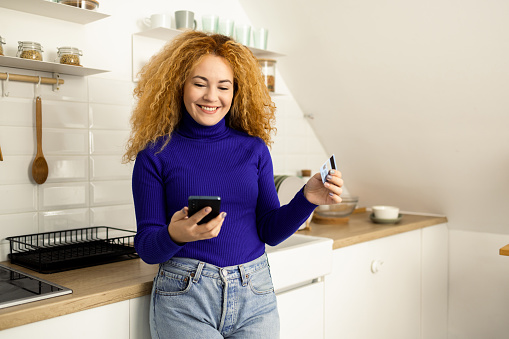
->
[320,154,337,183]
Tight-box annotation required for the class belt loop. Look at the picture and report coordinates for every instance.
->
[239,264,248,286]
[193,262,205,283]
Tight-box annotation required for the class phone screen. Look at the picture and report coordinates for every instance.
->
[188,196,221,225]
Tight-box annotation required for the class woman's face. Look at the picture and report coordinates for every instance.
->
[183,55,234,126]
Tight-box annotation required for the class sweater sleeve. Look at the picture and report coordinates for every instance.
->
[255,143,318,246]
[132,149,183,264]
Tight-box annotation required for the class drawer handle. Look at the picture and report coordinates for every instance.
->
[371,260,384,274]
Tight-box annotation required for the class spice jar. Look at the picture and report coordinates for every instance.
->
[258,58,276,92]
[56,46,83,66]
[17,41,43,61]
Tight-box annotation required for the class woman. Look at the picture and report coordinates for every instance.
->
[124,31,343,338]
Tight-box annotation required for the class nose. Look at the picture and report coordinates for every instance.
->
[203,87,218,102]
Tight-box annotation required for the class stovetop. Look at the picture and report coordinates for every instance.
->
[0,264,72,309]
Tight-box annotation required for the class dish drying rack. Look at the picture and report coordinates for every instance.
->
[7,227,138,273]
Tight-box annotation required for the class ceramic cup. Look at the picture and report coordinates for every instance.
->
[372,206,400,220]
[175,10,197,30]
[218,18,235,37]
[234,24,251,46]
[201,15,219,33]
[143,13,172,29]
[252,27,268,49]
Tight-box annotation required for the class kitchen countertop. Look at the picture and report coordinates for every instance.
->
[0,211,447,331]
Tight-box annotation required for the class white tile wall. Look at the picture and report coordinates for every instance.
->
[0,74,136,261]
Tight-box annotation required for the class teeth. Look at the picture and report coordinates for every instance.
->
[201,106,217,112]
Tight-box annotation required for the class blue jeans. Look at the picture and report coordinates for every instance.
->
[150,253,280,338]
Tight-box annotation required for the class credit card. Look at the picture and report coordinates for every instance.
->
[320,154,337,183]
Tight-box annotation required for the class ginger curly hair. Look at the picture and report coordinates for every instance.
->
[123,30,276,163]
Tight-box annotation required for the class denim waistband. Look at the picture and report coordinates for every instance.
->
[160,253,269,284]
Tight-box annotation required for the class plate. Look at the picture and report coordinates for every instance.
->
[370,213,403,224]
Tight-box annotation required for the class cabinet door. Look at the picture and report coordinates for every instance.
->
[130,295,151,339]
[277,281,325,339]
[0,300,130,339]
[325,230,421,339]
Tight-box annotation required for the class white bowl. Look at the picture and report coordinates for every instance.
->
[371,205,399,220]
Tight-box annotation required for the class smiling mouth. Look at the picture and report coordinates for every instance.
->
[198,105,220,113]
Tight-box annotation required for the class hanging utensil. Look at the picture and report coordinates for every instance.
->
[31,96,48,184]
[0,144,3,161]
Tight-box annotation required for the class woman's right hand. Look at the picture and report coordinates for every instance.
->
[167,207,226,245]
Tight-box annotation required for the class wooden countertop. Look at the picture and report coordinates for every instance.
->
[0,211,447,331]
[301,211,448,250]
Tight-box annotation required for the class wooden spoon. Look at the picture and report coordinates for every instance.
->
[0,144,3,161]
[32,96,48,184]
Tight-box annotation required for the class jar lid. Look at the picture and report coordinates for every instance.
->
[257,58,277,63]
[57,46,82,53]
[0,36,5,44]
[18,41,43,47]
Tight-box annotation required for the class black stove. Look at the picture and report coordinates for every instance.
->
[0,264,72,309]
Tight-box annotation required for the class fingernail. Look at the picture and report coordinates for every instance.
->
[329,192,334,197]
[221,212,227,218]
[330,169,335,174]
[205,207,211,213]
[326,175,332,181]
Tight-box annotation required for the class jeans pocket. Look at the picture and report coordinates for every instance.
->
[248,266,275,295]
[155,267,193,296]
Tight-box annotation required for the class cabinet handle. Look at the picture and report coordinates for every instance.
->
[371,259,384,274]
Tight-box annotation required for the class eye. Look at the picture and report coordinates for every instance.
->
[194,83,206,88]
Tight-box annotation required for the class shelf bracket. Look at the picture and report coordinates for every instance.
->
[52,73,61,92]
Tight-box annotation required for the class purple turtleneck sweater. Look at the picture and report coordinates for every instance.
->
[132,112,317,267]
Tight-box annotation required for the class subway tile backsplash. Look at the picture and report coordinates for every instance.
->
[0,71,326,261]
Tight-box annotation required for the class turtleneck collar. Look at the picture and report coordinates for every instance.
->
[176,110,230,141]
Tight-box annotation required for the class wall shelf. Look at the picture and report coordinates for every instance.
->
[132,27,285,82]
[0,55,109,76]
[0,0,110,24]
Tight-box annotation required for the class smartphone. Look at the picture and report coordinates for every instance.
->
[188,196,221,225]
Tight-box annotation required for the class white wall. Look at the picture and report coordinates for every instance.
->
[0,0,326,260]
[239,0,509,337]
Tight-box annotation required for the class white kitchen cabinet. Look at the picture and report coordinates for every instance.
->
[324,224,448,339]
[277,280,325,339]
[0,300,130,339]
[129,295,151,339]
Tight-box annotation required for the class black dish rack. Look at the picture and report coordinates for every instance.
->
[7,227,139,274]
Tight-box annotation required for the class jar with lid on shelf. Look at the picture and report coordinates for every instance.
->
[0,36,5,56]
[17,41,44,61]
[56,46,83,66]
[57,0,99,11]
[258,58,276,93]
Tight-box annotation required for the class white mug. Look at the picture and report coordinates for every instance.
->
[144,13,172,29]
[372,206,400,220]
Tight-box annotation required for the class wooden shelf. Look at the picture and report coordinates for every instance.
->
[500,244,509,256]
[0,0,109,24]
[0,55,109,76]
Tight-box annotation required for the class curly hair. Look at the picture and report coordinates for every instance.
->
[123,30,277,163]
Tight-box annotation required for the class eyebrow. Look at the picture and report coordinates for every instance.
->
[192,75,233,84]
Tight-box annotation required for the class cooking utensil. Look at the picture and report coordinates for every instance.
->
[0,144,3,161]
[32,97,48,184]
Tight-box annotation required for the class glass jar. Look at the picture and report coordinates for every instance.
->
[17,41,43,61]
[0,36,5,56]
[258,58,276,92]
[57,0,99,11]
[56,46,83,66]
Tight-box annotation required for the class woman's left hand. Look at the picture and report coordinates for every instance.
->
[303,170,343,205]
